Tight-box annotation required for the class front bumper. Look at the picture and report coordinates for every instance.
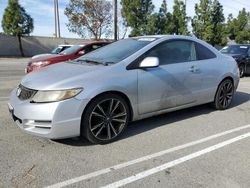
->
[8,88,89,139]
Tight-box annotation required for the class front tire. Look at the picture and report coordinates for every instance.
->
[213,79,234,110]
[239,64,245,78]
[82,93,130,144]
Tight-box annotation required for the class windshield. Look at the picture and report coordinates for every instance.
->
[76,38,155,64]
[60,45,84,55]
[51,47,62,54]
[220,45,249,54]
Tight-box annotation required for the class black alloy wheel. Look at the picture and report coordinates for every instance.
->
[213,79,234,110]
[82,94,130,144]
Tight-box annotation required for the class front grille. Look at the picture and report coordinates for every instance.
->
[17,85,37,100]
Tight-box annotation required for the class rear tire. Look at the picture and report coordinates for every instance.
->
[213,79,234,110]
[81,93,130,144]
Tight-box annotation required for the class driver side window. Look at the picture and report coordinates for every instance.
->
[144,40,196,65]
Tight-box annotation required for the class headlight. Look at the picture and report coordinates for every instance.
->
[30,61,50,66]
[31,88,82,103]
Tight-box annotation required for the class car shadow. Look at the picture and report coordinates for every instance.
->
[54,136,93,146]
[54,91,250,146]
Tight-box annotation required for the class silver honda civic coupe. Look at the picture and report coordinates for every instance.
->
[8,35,239,144]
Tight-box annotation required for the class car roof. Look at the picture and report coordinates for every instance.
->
[58,44,73,47]
[78,41,111,45]
[133,35,197,40]
[132,35,221,56]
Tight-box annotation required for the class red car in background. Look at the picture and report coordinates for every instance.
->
[26,41,110,73]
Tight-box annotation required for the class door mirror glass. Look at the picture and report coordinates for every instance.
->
[139,57,159,68]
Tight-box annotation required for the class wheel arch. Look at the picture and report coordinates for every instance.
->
[80,90,134,136]
[212,76,235,110]
[220,76,234,85]
[214,76,234,101]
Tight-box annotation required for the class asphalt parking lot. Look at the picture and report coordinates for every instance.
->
[1,58,250,188]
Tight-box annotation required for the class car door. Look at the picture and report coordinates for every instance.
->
[194,42,221,102]
[137,40,202,115]
[246,48,250,73]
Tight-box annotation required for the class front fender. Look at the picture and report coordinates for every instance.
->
[75,69,139,121]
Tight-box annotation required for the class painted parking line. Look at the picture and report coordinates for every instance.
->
[0,76,22,79]
[0,97,9,100]
[45,124,250,188]
[102,132,250,188]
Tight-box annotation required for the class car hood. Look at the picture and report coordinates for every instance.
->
[21,62,108,90]
[31,53,52,59]
[30,54,67,62]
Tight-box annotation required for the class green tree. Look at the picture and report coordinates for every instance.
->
[226,8,250,43]
[236,8,249,32]
[2,0,33,56]
[172,0,188,35]
[146,13,159,34]
[210,0,226,46]
[192,0,226,46]
[226,13,236,40]
[192,0,213,41]
[157,0,174,34]
[65,0,112,40]
[236,31,250,43]
[121,0,154,36]
[144,0,174,35]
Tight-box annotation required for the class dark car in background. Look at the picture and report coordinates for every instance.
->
[31,44,73,59]
[26,41,110,73]
[220,44,250,77]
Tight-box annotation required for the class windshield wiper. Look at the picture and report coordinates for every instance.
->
[76,59,109,66]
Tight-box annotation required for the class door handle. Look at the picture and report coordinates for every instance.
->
[189,65,199,73]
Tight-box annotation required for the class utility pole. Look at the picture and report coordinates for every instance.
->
[56,0,61,38]
[54,0,61,38]
[54,0,57,37]
[114,0,118,41]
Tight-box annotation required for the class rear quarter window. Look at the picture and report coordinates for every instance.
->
[195,42,216,60]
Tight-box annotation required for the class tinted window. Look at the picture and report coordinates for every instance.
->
[59,45,84,55]
[144,40,196,65]
[84,44,103,53]
[220,45,248,55]
[51,47,63,54]
[61,46,71,52]
[84,45,94,54]
[195,42,216,60]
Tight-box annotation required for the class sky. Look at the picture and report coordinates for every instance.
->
[0,0,249,38]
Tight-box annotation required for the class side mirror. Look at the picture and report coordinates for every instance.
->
[77,50,85,56]
[139,57,159,68]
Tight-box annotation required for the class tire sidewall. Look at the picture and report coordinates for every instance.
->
[82,93,130,144]
[214,79,234,110]
[239,65,245,78]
